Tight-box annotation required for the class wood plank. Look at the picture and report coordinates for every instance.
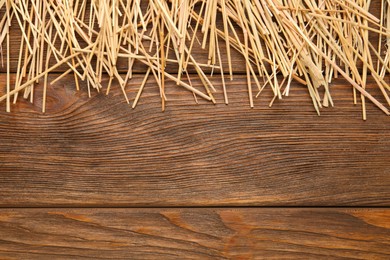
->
[0,208,388,259]
[0,74,389,207]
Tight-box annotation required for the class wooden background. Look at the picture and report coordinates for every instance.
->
[0,1,390,259]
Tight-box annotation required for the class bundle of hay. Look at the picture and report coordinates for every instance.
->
[1,0,390,119]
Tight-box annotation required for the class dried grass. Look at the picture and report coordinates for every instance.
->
[0,0,389,119]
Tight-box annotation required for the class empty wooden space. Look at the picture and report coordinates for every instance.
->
[0,74,390,208]
[0,208,389,259]
[0,72,389,258]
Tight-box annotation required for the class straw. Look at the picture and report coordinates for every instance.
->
[0,0,389,120]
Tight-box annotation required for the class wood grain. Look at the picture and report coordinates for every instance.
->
[1,3,389,257]
[0,74,389,207]
[0,208,389,259]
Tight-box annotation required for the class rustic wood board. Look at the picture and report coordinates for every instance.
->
[0,74,389,207]
[0,208,389,259]
[1,1,389,257]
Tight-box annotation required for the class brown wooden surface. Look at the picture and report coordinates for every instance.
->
[0,2,389,255]
[0,208,389,259]
[0,74,389,207]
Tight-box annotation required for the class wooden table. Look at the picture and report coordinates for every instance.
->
[0,72,389,258]
[1,1,389,256]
